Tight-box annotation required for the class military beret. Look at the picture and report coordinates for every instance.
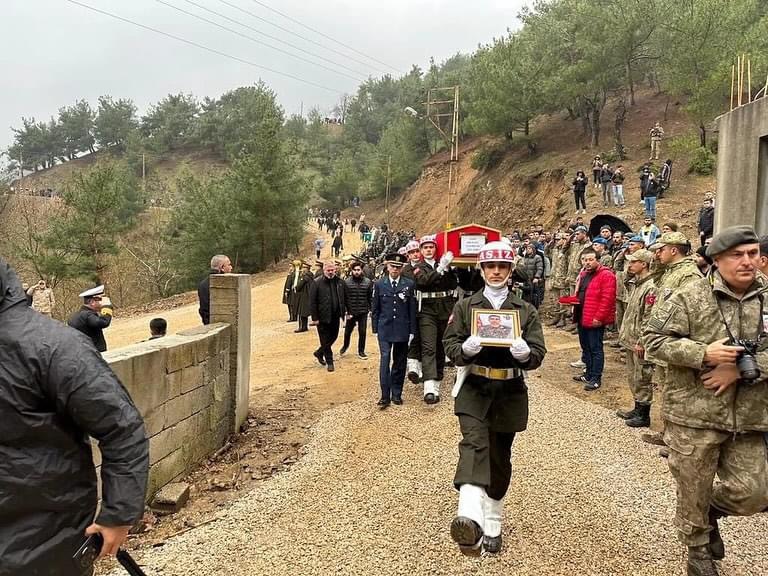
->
[574,225,588,233]
[629,235,645,244]
[600,225,612,232]
[706,225,759,257]
[649,231,689,251]
[592,237,609,246]
[626,249,653,264]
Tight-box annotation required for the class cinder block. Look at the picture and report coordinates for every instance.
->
[150,482,190,515]
[147,449,185,497]
[125,348,168,415]
[164,394,192,428]
[149,425,177,465]
[181,364,203,394]
[144,404,166,437]
[166,341,196,373]
[166,370,182,399]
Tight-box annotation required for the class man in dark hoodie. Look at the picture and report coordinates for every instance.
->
[0,257,149,576]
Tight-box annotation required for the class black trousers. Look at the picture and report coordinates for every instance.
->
[418,312,448,381]
[574,189,586,210]
[298,316,308,331]
[342,313,368,353]
[454,413,517,501]
[316,318,340,364]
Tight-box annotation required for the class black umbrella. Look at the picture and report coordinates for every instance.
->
[588,214,632,238]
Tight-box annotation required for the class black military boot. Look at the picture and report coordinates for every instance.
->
[708,507,726,560]
[616,401,640,420]
[450,516,483,557]
[483,534,502,554]
[626,403,651,428]
[687,545,719,576]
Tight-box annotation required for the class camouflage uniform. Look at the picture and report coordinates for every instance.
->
[598,252,613,268]
[477,324,512,339]
[618,274,656,404]
[613,249,630,332]
[647,257,703,389]
[644,272,768,547]
[548,244,570,324]
[566,239,591,294]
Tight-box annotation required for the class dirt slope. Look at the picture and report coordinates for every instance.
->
[361,89,716,238]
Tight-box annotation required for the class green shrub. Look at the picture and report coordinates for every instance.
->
[688,146,716,175]
[598,149,619,164]
[471,142,508,171]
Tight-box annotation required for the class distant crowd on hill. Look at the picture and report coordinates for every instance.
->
[3,186,60,198]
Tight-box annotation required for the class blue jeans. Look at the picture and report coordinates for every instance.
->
[577,325,605,383]
[644,196,657,220]
[378,339,408,401]
[612,184,624,206]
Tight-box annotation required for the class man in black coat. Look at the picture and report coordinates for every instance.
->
[340,260,373,358]
[197,254,233,324]
[309,261,346,372]
[67,285,114,353]
[0,258,149,576]
[697,198,715,247]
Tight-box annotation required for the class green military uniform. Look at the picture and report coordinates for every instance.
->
[566,238,591,293]
[644,271,768,548]
[550,244,571,325]
[598,252,613,268]
[619,273,656,404]
[443,289,546,499]
[402,261,423,374]
[647,256,703,389]
[477,324,512,339]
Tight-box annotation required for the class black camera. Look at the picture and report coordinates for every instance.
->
[732,339,761,384]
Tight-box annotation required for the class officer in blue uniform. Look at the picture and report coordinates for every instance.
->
[371,253,418,408]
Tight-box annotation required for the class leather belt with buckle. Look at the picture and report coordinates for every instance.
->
[469,365,523,380]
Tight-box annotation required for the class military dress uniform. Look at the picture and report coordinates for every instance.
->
[401,256,423,382]
[371,256,418,407]
[67,285,113,352]
[414,257,458,402]
[443,287,546,552]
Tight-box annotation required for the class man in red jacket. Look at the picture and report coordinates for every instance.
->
[572,248,616,390]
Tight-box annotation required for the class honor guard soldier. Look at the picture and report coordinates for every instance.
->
[401,239,423,383]
[443,242,546,556]
[67,285,114,352]
[644,226,768,576]
[413,234,458,404]
[371,253,417,408]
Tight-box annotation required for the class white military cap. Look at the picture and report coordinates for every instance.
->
[78,285,105,299]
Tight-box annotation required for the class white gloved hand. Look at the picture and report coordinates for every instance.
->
[461,335,483,357]
[436,251,454,275]
[408,334,415,346]
[509,337,531,362]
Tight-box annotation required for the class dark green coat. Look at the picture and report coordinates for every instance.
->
[443,290,547,432]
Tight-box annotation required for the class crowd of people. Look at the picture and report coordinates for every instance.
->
[281,200,768,572]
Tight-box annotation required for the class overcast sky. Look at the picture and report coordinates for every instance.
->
[0,0,526,151]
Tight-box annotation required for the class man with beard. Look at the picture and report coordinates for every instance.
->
[309,261,346,372]
[340,260,373,358]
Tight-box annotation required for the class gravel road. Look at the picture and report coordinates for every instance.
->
[115,370,767,576]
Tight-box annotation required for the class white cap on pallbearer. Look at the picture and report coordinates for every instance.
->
[78,285,105,299]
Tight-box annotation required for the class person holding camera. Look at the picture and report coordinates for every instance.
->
[644,225,768,576]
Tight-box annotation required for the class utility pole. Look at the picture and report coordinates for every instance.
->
[425,86,460,228]
[142,153,146,195]
[385,154,392,228]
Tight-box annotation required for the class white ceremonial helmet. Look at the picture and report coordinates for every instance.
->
[477,241,516,288]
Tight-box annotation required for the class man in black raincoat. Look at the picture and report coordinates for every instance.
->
[0,258,149,576]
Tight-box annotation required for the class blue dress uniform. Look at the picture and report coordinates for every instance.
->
[371,254,418,407]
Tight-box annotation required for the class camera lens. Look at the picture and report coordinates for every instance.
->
[736,354,761,382]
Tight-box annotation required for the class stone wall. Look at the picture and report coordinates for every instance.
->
[715,97,768,234]
[104,324,233,497]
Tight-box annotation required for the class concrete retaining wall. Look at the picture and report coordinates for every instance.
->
[715,97,768,234]
[104,323,233,497]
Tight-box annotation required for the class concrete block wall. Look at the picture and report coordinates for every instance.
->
[103,323,232,499]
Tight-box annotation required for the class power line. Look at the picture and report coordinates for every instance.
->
[157,0,366,83]
[247,0,401,74]
[63,0,344,93]
[176,0,370,80]
[217,0,389,75]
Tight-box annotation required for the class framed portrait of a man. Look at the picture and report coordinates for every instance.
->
[471,309,521,347]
